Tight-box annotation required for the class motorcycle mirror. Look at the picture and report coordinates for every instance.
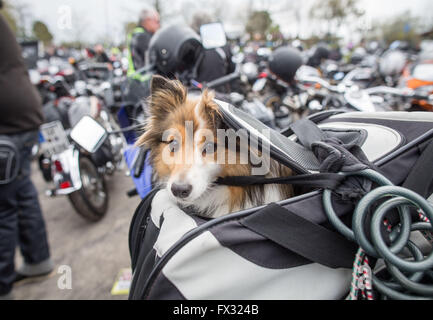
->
[200,22,227,50]
[70,116,108,154]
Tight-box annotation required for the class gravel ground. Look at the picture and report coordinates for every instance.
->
[12,161,141,300]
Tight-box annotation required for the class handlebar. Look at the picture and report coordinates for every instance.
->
[416,94,433,103]
[365,86,410,96]
[130,64,156,78]
[297,76,343,93]
[205,71,241,89]
[366,86,433,102]
[108,123,143,135]
[298,76,433,103]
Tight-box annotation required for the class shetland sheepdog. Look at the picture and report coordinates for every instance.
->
[136,75,293,218]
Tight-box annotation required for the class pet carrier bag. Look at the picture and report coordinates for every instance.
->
[128,101,433,300]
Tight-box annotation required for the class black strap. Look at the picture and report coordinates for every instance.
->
[129,188,160,271]
[240,203,358,269]
[290,118,328,149]
[216,172,345,190]
[403,138,433,198]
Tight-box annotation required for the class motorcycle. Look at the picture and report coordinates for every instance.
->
[399,58,433,111]
[254,63,433,125]
[38,72,126,221]
[297,74,433,113]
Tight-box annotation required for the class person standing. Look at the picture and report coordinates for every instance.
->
[127,8,160,79]
[0,3,54,300]
[93,44,111,64]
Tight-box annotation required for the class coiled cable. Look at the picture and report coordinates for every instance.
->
[323,169,433,300]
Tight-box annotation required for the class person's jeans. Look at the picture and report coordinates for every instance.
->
[0,130,51,295]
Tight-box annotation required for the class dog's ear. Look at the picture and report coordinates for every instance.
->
[150,75,170,93]
[150,75,186,111]
[135,76,186,148]
[197,89,222,126]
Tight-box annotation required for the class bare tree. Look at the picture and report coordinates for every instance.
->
[12,0,32,38]
[285,0,304,38]
[267,0,305,39]
[309,0,364,36]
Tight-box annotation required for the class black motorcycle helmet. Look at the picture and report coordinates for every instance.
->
[350,47,367,65]
[314,45,330,60]
[306,44,330,67]
[148,24,203,76]
[268,46,303,83]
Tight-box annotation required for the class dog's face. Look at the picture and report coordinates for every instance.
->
[137,76,240,207]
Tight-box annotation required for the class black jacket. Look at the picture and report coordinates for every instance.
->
[0,14,43,135]
[129,28,153,72]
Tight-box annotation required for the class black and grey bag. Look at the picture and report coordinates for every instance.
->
[0,136,20,185]
[128,102,433,300]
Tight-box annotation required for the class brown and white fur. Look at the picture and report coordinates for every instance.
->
[136,75,293,218]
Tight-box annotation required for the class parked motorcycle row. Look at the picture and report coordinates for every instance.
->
[30,48,130,221]
[28,23,433,222]
[234,39,433,129]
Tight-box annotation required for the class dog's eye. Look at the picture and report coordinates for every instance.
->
[168,140,180,153]
[202,142,217,156]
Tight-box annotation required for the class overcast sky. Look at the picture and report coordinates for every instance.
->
[14,0,433,44]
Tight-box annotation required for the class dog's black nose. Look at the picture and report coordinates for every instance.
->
[171,183,192,199]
